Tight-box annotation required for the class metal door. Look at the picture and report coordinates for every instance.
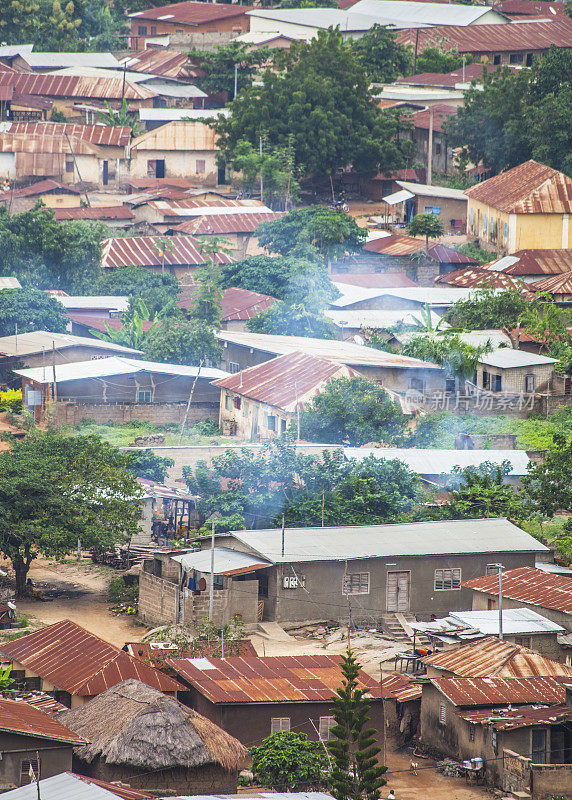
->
[386,571,410,612]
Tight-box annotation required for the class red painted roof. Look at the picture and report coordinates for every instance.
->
[409,104,457,133]
[428,244,476,264]
[101,235,233,269]
[5,121,131,147]
[0,619,183,697]
[0,179,81,199]
[0,697,86,743]
[432,676,566,707]
[54,205,134,221]
[167,654,382,703]
[131,0,253,24]
[178,285,276,320]
[465,160,572,214]
[397,63,511,88]
[213,351,357,411]
[173,211,285,235]
[397,18,572,55]
[463,566,572,614]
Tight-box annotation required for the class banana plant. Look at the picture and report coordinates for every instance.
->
[90,299,162,349]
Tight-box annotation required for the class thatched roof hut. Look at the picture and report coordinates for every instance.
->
[56,679,248,793]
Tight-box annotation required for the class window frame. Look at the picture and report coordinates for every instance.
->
[342,572,370,596]
[319,715,335,741]
[20,759,39,787]
[434,568,462,591]
[439,702,446,725]
[228,361,240,374]
[468,722,475,742]
[137,389,152,403]
[271,717,291,734]
[525,374,535,393]
[196,159,206,174]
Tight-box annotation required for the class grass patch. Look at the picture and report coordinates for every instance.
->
[109,576,138,605]
[74,420,236,448]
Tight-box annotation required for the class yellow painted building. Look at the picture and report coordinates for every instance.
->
[465,160,572,254]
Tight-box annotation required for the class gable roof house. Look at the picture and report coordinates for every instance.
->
[57,679,248,794]
[0,178,82,213]
[178,285,277,331]
[0,697,85,790]
[0,619,183,707]
[129,122,222,186]
[419,675,571,786]
[465,160,572,254]
[475,348,557,398]
[213,351,359,438]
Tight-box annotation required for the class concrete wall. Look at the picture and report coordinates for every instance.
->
[503,749,531,795]
[129,148,219,186]
[33,398,217,427]
[219,389,292,439]
[475,363,553,395]
[0,733,73,787]
[531,762,572,799]
[468,198,571,254]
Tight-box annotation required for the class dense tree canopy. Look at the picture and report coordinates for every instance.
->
[251,732,328,790]
[415,46,473,75]
[408,213,444,250]
[445,47,572,175]
[215,29,414,178]
[522,433,572,517]
[144,321,222,366]
[95,266,180,316]
[298,376,406,446]
[247,301,336,338]
[351,24,411,83]
[445,288,529,330]
[190,42,272,98]
[400,334,492,380]
[125,449,174,483]
[0,288,68,338]
[0,430,141,595]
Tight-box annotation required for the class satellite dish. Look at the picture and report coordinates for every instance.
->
[353,335,365,346]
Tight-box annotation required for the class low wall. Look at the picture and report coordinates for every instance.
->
[531,762,572,799]
[55,401,217,426]
[503,749,530,794]
[138,571,178,626]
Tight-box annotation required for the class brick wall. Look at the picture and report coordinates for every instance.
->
[54,401,217,426]
[531,762,572,799]
[138,571,178,625]
[503,749,530,794]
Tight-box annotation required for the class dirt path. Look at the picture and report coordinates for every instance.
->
[3,557,147,648]
[382,750,489,800]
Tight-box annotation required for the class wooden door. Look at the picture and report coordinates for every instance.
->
[386,571,410,612]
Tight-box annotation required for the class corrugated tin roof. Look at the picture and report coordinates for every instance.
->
[216,329,445,370]
[324,309,446,329]
[0,132,100,156]
[396,179,467,201]
[396,17,572,54]
[0,697,85,743]
[54,206,134,221]
[0,72,155,100]
[101,235,232,269]
[0,772,151,799]
[491,249,572,276]
[382,189,415,205]
[428,244,476,264]
[13,691,68,715]
[478,348,557,368]
[363,233,423,256]
[432,675,566,706]
[15,355,228,385]
[463,565,572,614]
[69,314,157,334]
[131,120,218,152]
[349,0,508,24]
[74,775,153,800]
[139,107,230,122]
[530,270,572,294]
[229,518,548,564]
[23,52,120,69]
[407,105,458,134]
[330,285,475,309]
[0,619,182,697]
[0,277,21,289]
[166,654,382,703]
[131,0,253,23]
[396,63,506,87]
[381,672,422,701]
[178,285,276,320]
[5,121,130,147]
[0,330,140,357]
[0,178,80,198]
[447,608,564,635]
[465,159,572,214]
[424,636,572,678]
[435,266,534,293]
[124,49,191,79]
[247,9,392,30]
[458,704,572,731]
[173,211,284,235]
[172,547,271,576]
[344,447,531,476]
[331,274,417,288]
[124,639,257,664]
[213,351,357,411]
[52,294,129,311]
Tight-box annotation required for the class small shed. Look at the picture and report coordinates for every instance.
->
[475,348,557,395]
[57,679,248,794]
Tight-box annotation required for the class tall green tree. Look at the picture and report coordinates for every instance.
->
[126,449,174,483]
[329,649,387,800]
[247,301,336,339]
[95,266,180,316]
[144,321,221,365]
[446,464,520,519]
[187,238,227,329]
[0,431,142,596]
[191,41,272,98]
[415,46,473,75]
[522,432,572,517]
[0,288,67,338]
[400,334,492,380]
[91,299,162,350]
[214,29,413,178]
[445,288,528,330]
[351,24,412,83]
[407,213,444,251]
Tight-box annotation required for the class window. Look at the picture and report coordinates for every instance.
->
[229,361,240,374]
[213,574,224,589]
[137,390,151,403]
[409,377,425,393]
[281,419,287,433]
[225,394,232,411]
[486,564,501,575]
[482,370,490,390]
[424,206,441,215]
[439,703,446,725]
[196,159,206,174]
[137,25,147,35]
[492,374,502,392]
[514,636,531,649]
[493,55,501,65]
[468,723,475,742]
[267,415,276,432]
[491,729,498,753]
[434,568,461,590]
[319,716,335,741]
[342,572,370,595]
[504,222,508,238]
[271,717,290,733]
[445,376,456,394]
[470,208,474,224]
[490,216,494,232]
[526,53,534,67]
[20,759,39,787]
[509,53,524,64]
[483,214,487,231]
[435,142,442,155]
[150,25,157,34]
[525,374,535,393]
[65,157,74,173]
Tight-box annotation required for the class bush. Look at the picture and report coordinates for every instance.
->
[0,389,22,413]
[109,576,138,605]
[251,731,328,790]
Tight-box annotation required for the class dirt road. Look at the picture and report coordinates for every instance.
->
[4,557,146,648]
[382,750,489,800]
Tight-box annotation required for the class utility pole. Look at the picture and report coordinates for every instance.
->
[209,519,215,620]
[281,513,285,559]
[462,54,466,83]
[413,28,420,75]
[64,131,90,207]
[259,136,263,204]
[295,381,300,442]
[52,341,58,426]
[427,106,434,186]
[379,665,386,767]
[488,563,504,640]
[234,62,238,99]
[178,361,203,445]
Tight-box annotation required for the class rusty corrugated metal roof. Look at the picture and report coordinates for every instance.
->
[174,211,284,235]
[101,234,232,269]
[5,121,130,147]
[381,672,422,702]
[496,249,572,276]
[463,565,572,614]
[131,0,253,24]
[125,49,192,79]
[178,285,276,320]
[428,244,476,264]
[529,270,572,294]
[213,351,358,411]
[396,17,572,54]
[332,273,417,288]
[0,697,86,743]
[424,635,572,678]
[0,133,100,155]
[0,619,182,697]
[465,160,572,214]
[12,692,69,715]
[364,233,423,256]
[432,675,566,707]
[397,63,507,88]
[0,72,155,100]
[459,704,572,730]
[54,206,134,221]
[167,654,382,703]
[408,104,457,133]
[124,639,257,666]
[435,267,534,294]
[131,121,218,152]
[74,774,154,799]
[0,179,80,199]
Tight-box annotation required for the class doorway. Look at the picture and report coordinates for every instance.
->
[102,160,109,186]
[386,571,410,612]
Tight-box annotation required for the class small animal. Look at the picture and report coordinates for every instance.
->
[409,761,418,775]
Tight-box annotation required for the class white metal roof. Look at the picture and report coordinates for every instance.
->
[15,356,228,385]
[330,285,475,309]
[0,772,117,800]
[216,330,444,370]
[229,518,548,564]
[481,255,521,273]
[172,547,271,575]
[343,447,532,476]
[54,295,129,311]
[449,608,564,635]
[141,80,207,99]
[396,180,468,201]
[0,277,21,289]
[0,44,34,57]
[0,331,141,357]
[24,52,120,69]
[382,189,415,205]
[374,87,464,102]
[233,30,308,44]
[247,9,388,30]
[349,0,507,25]
[139,108,230,122]
[324,309,446,330]
[479,349,558,369]
[155,204,274,217]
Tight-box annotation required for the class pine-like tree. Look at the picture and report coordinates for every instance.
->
[328,649,387,800]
